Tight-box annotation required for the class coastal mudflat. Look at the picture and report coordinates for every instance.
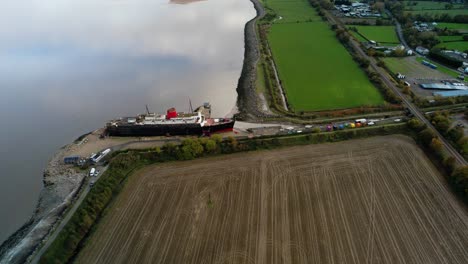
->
[76,135,468,264]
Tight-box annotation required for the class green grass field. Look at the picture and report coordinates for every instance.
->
[382,57,413,74]
[436,23,468,31]
[438,35,465,42]
[268,22,384,111]
[435,41,468,51]
[405,9,468,16]
[349,30,368,42]
[266,0,321,23]
[403,1,464,11]
[263,0,384,111]
[350,26,400,43]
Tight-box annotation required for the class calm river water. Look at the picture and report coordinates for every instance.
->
[0,0,254,243]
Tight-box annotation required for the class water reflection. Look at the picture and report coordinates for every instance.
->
[0,0,254,243]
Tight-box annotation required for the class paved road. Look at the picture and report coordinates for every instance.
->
[385,9,410,49]
[326,11,467,166]
[264,38,289,111]
[30,165,108,264]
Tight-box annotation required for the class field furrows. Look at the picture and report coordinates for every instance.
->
[76,135,468,264]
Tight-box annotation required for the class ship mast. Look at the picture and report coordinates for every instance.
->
[189,98,193,113]
[145,104,150,115]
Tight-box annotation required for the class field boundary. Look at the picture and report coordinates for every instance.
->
[40,119,468,263]
[75,135,468,263]
[40,123,415,263]
[255,0,404,118]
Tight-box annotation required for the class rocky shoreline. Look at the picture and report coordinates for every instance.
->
[0,142,86,264]
[236,0,277,121]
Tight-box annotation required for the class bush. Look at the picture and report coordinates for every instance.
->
[204,139,217,153]
[430,137,444,156]
[176,138,204,160]
[429,49,463,69]
[443,156,456,174]
[429,112,451,134]
[419,128,436,146]
[408,118,425,132]
[457,137,468,157]
[451,166,468,198]
[447,127,464,143]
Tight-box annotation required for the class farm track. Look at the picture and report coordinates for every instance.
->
[76,135,468,264]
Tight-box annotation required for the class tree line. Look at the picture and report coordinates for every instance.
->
[408,117,468,202]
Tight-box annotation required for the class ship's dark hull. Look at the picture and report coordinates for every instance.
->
[106,120,234,137]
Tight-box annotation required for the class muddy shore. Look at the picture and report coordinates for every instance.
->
[0,0,269,262]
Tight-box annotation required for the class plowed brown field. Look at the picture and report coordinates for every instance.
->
[76,135,468,264]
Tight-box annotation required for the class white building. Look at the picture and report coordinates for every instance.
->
[416,46,429,55]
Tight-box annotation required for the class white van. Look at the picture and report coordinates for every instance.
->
[89,168,96,177]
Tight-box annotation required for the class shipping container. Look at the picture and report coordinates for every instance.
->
[64,156,80,164]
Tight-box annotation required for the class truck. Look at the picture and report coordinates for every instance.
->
[91,148,112,163]
[355,118,367,124]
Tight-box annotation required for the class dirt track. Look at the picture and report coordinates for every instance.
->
[76,135,468,264]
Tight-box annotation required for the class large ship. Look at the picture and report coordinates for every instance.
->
[105,103,235,137]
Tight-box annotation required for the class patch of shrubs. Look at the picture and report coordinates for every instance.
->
[408,117,468,201]
[429,48,463,68]
[427,111,468,161]
[364,68,401,104]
